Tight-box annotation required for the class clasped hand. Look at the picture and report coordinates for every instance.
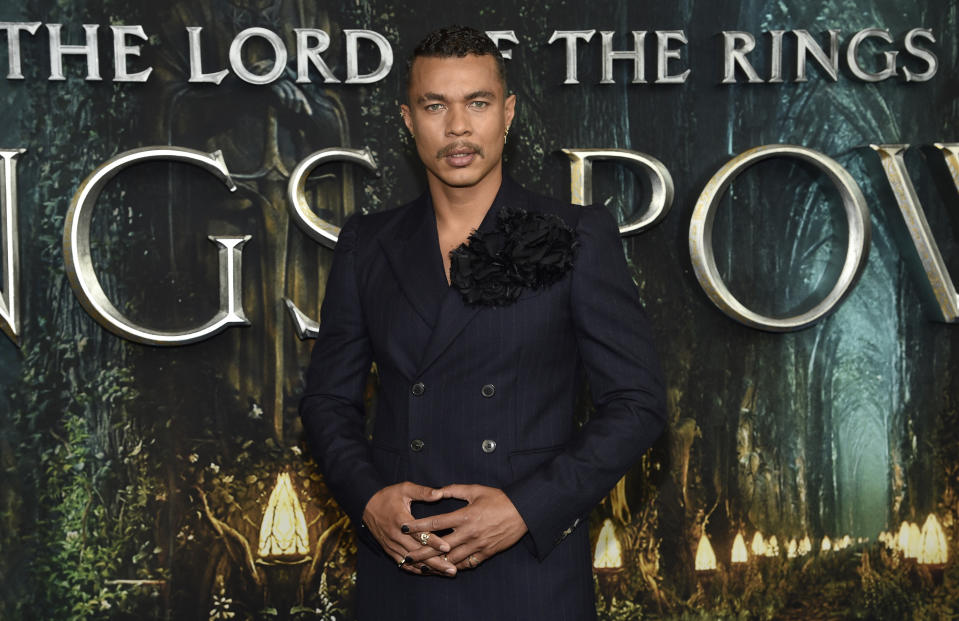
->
[361,482,528,577]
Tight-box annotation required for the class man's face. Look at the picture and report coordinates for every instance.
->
[401,54,516,190]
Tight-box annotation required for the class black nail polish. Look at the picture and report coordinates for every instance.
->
[401,525,410,534]
[404,555,413,564]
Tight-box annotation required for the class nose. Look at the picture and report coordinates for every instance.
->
[446,105,471,136]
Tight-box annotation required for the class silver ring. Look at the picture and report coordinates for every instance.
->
[418,532,431,546]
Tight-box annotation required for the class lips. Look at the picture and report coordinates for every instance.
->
[445,149,476,167]
[438,142,483,168]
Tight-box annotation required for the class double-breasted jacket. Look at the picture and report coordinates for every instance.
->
[300,176,666,620]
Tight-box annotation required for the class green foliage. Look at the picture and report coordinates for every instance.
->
[0,1,165,618]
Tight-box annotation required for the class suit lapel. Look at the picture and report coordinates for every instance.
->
[414,176,529,376]
[378,194,449,330]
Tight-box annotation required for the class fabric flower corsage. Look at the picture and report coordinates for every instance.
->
[449,205,579,307]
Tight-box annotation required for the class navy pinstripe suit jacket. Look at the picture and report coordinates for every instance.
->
[300,176,666,620]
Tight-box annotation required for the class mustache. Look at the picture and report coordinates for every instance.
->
[436,141,484,159]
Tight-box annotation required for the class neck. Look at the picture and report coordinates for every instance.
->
[427,167,503,229]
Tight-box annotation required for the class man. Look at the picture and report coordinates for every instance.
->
[300,25,666,620]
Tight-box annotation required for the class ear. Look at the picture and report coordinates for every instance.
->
[503,93,516,128]
[400,104,414,134]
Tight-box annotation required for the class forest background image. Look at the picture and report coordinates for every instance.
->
[0,0,958,619]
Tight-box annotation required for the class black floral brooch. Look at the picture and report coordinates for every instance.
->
[449,205,579,307]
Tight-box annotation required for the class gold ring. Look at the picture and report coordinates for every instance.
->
[468,554,478,568]
[418,532,431,545]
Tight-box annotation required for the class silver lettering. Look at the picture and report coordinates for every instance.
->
[722,31,762,84]
[344,30,393,84]
[563,148,673,235]
[111,25,152,82]
[547,30,595,85]
[846,28,897,82]
[187,27,229,84]
[285,147,378,339]
[902,28,937,82]
[768,30,785,83]
[229,27,287,85]
[871,143,959,321]
[600,31,646,85]
[294,28,338,83]
[0,149,24,346]
[655,30,690,84]
[63,147,249,345]
[689,144,870,331]
[485,30,518,60]
[794,29,840,82]
[0,22,40,79]
[47,23,101,81]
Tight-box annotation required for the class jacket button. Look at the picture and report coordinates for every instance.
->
[411,382,425,396]
[410,439,425,452]
[481,384,495,398]
[481,439,497,453]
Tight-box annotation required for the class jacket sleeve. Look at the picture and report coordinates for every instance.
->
[299,212,385,528]
[503,204,667,560]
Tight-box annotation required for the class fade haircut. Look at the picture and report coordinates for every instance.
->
[406,25,508,95]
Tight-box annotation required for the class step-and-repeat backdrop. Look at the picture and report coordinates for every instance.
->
[0,0,957,618]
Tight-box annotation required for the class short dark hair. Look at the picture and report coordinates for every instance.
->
[406,25,507,93]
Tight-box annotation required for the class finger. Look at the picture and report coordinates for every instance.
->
[402,483,444,503]
[396,550,442,576]
[400,562,424,576]
[437,484,477,501]
[405,531,451,554]
[421,554,457,577]
[402,511,469,534]
[455,552,483,570]
[445,541,482,565]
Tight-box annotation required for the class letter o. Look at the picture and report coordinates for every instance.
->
[229,27,288,85]
[688,144,871,331]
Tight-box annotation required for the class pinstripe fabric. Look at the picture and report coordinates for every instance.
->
[300,176,666,621]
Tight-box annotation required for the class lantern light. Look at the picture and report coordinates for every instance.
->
[695,532,717,571]
[906,522,922,559]
[787,538,798,559]
[765,535,780,557]
[257,472,310,563]
[731,532,748,564]
[593,519,623,570]
[897,521,911,552]
[918,514,948,565]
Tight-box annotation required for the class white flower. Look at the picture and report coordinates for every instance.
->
[208,463,220,473]
[188,453,199,463]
